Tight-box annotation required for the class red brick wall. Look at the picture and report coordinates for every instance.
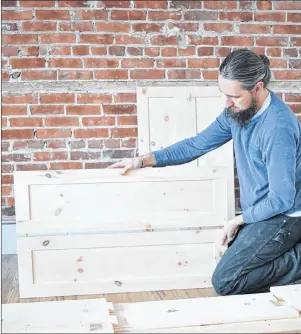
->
[2,0,301,216]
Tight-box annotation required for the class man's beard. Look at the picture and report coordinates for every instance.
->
[226,96,257,127]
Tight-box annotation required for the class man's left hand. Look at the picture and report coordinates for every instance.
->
[221,214,245,245]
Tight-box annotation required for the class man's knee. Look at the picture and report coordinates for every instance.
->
[211,268,233,296]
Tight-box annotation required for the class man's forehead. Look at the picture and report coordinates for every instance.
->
[218,76,244,96]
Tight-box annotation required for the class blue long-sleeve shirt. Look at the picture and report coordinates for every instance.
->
[153,91,301,224]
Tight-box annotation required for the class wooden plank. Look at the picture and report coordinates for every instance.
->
[113,293,299,332]
[270,284,301,312]
[2,298,115,333]
[17,230,220,298]
[14,167,228,234]
[137,86,235,220]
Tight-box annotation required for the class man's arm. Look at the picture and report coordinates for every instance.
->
[243,126,297,224]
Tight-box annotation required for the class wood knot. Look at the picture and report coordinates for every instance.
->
[43,240,50,246]
[78,268,84,273]
[114,280,122,287]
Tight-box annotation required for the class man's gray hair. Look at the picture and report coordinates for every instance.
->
[219,48,271,91]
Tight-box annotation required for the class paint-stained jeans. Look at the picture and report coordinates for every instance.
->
[211,214,301,295]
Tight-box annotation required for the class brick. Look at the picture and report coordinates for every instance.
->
[71,152,100,160]
[2,175,13,184]
[111,128,137,138]
[184,11,218,20]
[287,13,301,22]
[2,23,18,32]
[40,93,74,104]
[10,58,45,69]
[2,0,17,6]
[2,106,27,116]
[133,23,162,32]
[103,139,119,149]
[203,71,219,80]
[285,94,301,103]
[274,25,301,35]
[2,46,18,57]
[20,0,54,6]
[109,46,125,56]
[274,1,301,10]
[189,36,219,45]
[70,140,86,149]
[103,150,134,159]
[2,164,14,173]
[203,23,233,33]
[157,59,186,68]
[269,59,287,68]
[134,0,167,8]
[289,59,301,69]
[122,138,136,148]
[273,70,301,80]
[45,117,79,127]
[240,24,270,34]
[20,46,40,56]
[197,47,214,56]
[95,70,128,80]
[170,1,202,9]
[103,104,137,114]
[10,118,43,127]
[2,129,34,139]
[145,47,160,57]
[91,47,107,55]
[85,162,111,169]
[34,152,68,161]
[111,10,147,20]
[88,140,104,148]
[80,34,113,44]
[221,36,254,46]
[31,105,64,115]
[115,35,145,44]
[179,47,196,56]
[16,164,47,171]
[84,58,119,68]
[168,22,199,32]
[219,12,253,21]
[47,140,66,149]
[58,0,92,7]
[66,106,100,115]
[3,154,31,163]
[40,34,76,43]
[256,0,272,10]
[148,11,182,21]
[3,34,37,44]
[204,1,237,9]
[77,94,112,104]
[117,116,137,126]
[267,48,282,57]
[188,59,219,68]
[289,104,301,114]
[2,118,8,128]
[36,129,72,139]
[2,186,12,196]
[58,70,93,80]
[12,141,27,150]
[36,10,70,20]
[2,10,32,20]
[96,22,130,33]
[74,129,109,138]
[2,72,9,81]
[256,36,288,47]
[151,36,178,45]
[82,117,115,126]
[283,48,298,57]
[130,69,165,79]
[50,162,83,169]
[50,46,71,56]
[127,47,143,56]
[49,58,82,68]
[74,9,107,20]
[167,69,201,79]
[22,70,57,80]
[254,13,285,22]
[102,0,131,7]
[238,0,255,9]
[162,47,177,57]
[114,93,136,103]
[215,47,232,57]
[122,58,154,68]
[292,38,301,46]
[22,22,56,31]
[60,22,94,32]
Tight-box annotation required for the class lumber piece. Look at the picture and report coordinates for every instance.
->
[270,284,301,312]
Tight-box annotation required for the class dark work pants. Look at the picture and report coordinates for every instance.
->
[211,214,301,295]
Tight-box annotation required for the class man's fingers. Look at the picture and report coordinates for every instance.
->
[120,166,131,175]
[221,233,227,245]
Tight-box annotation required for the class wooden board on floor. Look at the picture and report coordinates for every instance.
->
[17,230,223,298]
[270,284,301,312]
[2,298,115,333]
[113,293,300,332]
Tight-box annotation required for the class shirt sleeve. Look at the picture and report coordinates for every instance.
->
[153,110,232,167]
[243,126,297,224]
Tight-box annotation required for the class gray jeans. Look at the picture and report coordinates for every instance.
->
[211,214,301,295]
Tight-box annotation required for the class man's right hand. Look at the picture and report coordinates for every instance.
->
[107,157,143,175]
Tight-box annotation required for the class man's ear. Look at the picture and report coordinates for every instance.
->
[255,81,264,92]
